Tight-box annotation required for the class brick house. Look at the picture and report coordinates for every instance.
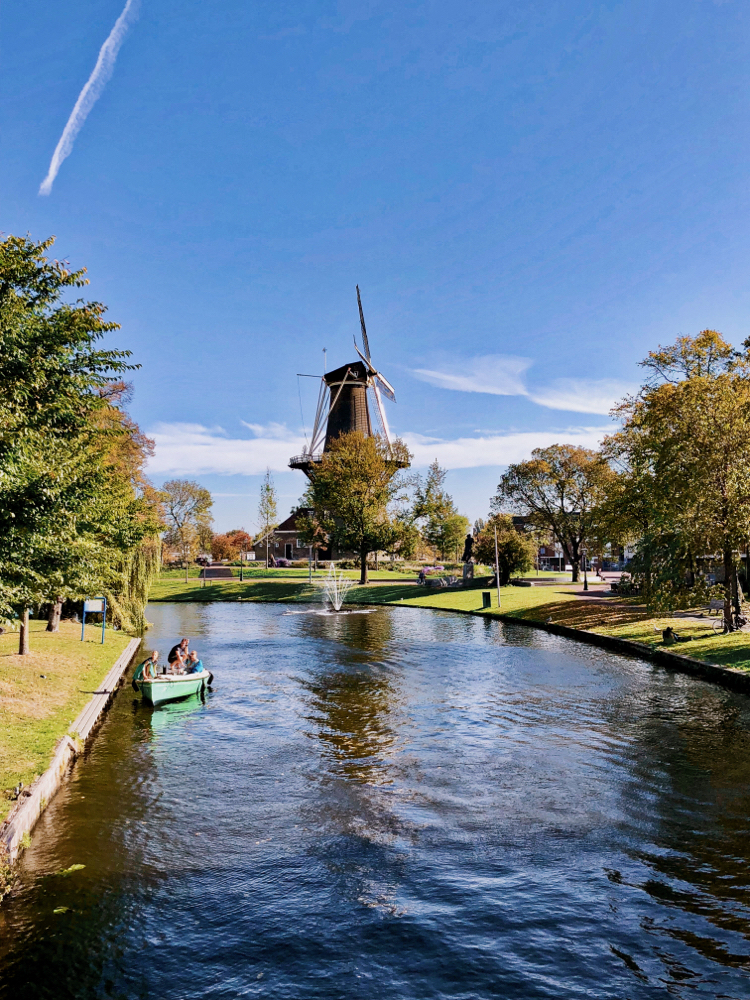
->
[252,510,335,564]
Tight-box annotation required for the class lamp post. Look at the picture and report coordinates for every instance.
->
[494,523,501,609]
[582,545,588,592]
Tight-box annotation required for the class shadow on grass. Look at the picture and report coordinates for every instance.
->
[349,583,420,604]
[150,581,310,603]
[512,599,649,630]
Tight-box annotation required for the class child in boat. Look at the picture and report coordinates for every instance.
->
[185,651,204,674]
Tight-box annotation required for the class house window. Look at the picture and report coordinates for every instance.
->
[296,539,305,548]
[274,542,279,549]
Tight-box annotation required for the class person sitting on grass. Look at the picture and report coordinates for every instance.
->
[662,626,693,645]
[185,650,204,674]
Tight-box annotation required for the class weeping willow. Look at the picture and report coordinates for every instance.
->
[105,534,161,635]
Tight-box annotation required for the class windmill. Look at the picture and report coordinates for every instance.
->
[289,287,405,476]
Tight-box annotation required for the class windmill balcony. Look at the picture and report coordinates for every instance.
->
[289,452,323,470]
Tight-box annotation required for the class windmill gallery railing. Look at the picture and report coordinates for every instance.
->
[289,451,323,468]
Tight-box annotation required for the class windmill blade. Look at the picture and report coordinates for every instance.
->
[356,285,371,364]
[374,371,396,402]
[371,382,393,446]
[353,339,374,372]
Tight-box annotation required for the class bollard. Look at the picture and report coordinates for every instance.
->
[482,591,492,609]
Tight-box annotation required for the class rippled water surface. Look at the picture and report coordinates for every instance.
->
[2,602,750,998]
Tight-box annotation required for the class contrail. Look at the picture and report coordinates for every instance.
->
[39,0,139,196]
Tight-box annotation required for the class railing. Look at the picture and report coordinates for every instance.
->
[289,453,323,467]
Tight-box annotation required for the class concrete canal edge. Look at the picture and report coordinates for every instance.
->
[0,637,142,864]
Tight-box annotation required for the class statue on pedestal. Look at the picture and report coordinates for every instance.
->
[461,533,474,582]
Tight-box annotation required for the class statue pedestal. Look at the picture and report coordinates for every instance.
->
[462,562,474,582]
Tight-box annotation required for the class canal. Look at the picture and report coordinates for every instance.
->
[1,602,750,998]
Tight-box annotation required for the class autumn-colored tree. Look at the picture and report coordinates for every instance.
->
[301,431,411,584]
[211,533,240,562]
[495,445,615,582]
[161,479,214,581]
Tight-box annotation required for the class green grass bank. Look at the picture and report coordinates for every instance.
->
[0,620,133,821]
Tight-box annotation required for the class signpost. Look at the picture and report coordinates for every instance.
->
[82,597,107,644]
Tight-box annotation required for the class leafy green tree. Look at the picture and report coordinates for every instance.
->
[603,330,750,628]
[474,514,536,585]
[258,469,279,568]
[0,235,145,651]
[495,445,615,582]
[411,459,469,559]
[301,431,411,584]
[161,479,214,581]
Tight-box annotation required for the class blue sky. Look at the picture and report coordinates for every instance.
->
[3,0,749,531]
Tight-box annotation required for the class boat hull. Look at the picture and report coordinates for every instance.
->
[136,670,210,706]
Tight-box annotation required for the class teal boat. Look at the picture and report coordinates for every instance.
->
[135,669,211,706]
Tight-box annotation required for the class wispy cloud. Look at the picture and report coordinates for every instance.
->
[528,379,632,414]
[39,0,139,196]
[401,428,607,469]
[412,354,633,415]
[414,355,531,396]
[147,422,307,476]
[147,421,606,476]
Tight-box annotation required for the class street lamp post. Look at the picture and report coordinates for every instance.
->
[583,546,589,592]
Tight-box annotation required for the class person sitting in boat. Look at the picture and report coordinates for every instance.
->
[168,638,189,672]
[185,651,204,674]
[133,651,159,683]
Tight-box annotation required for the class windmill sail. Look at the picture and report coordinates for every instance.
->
[356,285,371,364]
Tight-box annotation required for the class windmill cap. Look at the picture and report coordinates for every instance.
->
[323,360,371,384]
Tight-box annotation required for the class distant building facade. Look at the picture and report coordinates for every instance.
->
[252,511,322,564]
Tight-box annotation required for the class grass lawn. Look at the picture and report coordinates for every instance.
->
[0,619,133,821]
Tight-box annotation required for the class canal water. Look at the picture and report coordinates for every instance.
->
[1,602,750,998]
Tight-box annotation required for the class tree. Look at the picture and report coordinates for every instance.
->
[474,514,536,585]
[161,480,213,581]
[294,509,328,569]
[212,533,241,562]
[211,530,252,562]
[0,235,151,652]
[258,469,278,569]
[411,459,470,559]
[385,514,422,562]
[301,431,411,584]
[603,330,750,629]
[495,445,615,582]
[413,460,453,552]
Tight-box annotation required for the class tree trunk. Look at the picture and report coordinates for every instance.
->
[46,596,63,632]
[570,540,580,583]
[360,546,369,585]
[723,545,735,631]
[185,560,189,584]
[19,608,29,655]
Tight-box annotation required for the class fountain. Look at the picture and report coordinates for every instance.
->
[322,562,354,611]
